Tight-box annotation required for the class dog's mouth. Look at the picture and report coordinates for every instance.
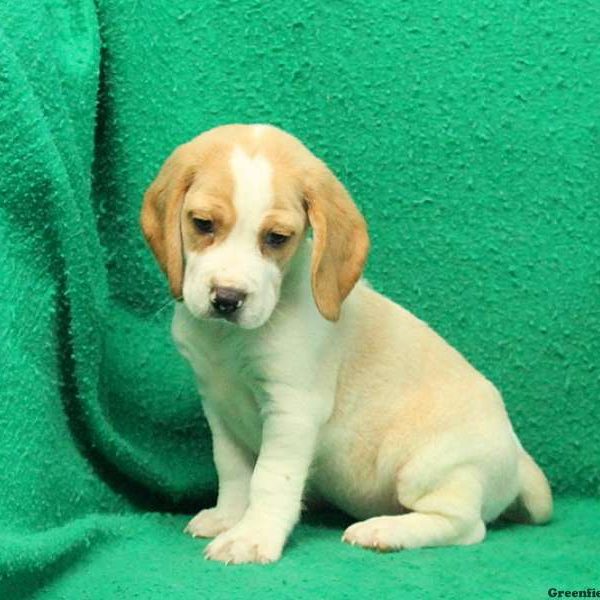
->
[207,309,239,324]
[182,299,242,325]
[184,290,273,330]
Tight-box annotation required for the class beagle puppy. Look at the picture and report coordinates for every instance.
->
[141,124,552,564]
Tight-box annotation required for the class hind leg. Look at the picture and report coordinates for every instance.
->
[343,468,486,551]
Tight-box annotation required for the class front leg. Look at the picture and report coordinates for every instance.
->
[205,395,320,564]
[185,402,254,538]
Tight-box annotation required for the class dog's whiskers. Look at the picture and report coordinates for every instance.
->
[150,297,176,320]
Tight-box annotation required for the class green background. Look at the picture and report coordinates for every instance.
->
[0,0,597,598]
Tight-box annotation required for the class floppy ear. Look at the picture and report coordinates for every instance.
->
[140,143,198,298]
[304,160,369,321]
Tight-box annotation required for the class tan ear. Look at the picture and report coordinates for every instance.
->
[140,143,198,298]
[305,160,369,321]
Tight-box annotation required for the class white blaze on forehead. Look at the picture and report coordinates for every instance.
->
[252,124,268,139]
[182,145,282,328]
[229,146,273,235]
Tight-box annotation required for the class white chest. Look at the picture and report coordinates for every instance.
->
[172,306,266,455]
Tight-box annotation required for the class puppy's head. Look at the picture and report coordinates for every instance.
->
[141,124,369,329]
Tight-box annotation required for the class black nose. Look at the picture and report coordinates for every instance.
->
[210,287,247,316]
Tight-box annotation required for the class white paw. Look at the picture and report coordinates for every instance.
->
[184,507,242,539]
[204,522,284,565]
[342,516,403,552]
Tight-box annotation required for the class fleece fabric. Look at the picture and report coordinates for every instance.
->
[0,0,597,598]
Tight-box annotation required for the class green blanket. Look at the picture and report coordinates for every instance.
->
[0,1,597,598]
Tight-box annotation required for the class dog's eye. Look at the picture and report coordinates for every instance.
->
[192,218,214,235]
[265,232,290,247]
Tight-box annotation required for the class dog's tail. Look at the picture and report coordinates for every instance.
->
[503,450,553,525]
